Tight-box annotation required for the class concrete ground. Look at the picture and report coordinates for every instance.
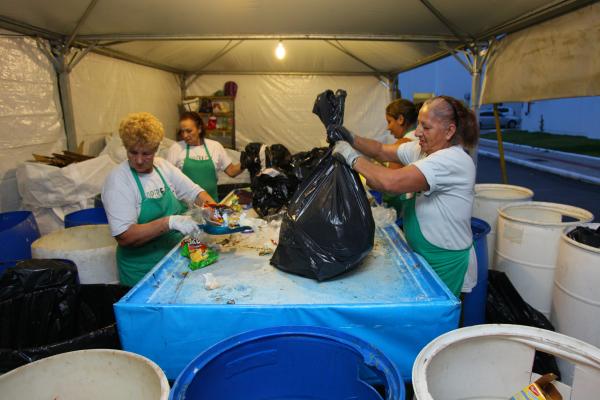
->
[477,155,600,222]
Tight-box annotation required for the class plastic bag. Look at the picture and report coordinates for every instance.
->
[271,89,374,281]
[241,142,293,182]
[486,270,561,378]
[290,147,329,182]
[180,239,219,270]
[0,260,128,373]
[567,225,600,248]
[251,169,296,218]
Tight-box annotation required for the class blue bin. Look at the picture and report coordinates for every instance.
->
[462,217,491,326]
[170,326,404,400]
[64,207,108,228]
[0,211,41,274]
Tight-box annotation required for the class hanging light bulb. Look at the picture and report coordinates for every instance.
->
[275,41,286,60]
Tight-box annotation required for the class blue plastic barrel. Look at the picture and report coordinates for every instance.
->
[64,208,108,228]
[170,326,405,400]
[0,211,41,274]
[462,217,491,326]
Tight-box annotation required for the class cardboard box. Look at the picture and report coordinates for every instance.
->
[510,373,562,400]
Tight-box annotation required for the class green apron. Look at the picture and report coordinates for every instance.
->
[383,193,405,217]
[116,166,185,287]
[403,195,471,296]
[182,143,219,201]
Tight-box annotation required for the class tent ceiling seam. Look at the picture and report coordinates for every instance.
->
[325,40,384,77]
[186,39,245,84]
[419,0,473,45]
[64,0,99,52]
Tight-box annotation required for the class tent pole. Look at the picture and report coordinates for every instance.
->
[57,57,78,152]
[493,104,508,183]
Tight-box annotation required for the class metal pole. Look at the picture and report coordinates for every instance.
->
[57,59,78,151]
[493,104,509,183]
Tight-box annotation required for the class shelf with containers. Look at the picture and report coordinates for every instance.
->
[180,96,236,149]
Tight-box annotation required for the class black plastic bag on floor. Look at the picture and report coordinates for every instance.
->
[290,147,329,182]
[567,225,600,248]
[241,143,294,182]
[486,270,561,379]
[0,260,129,373]
[251,169,296,218]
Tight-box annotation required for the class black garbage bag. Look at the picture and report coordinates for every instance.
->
[567,225,600,248]
[0,259,78,302]
[0,260,129,373]
[241,142,263,180]
[270,150,375,281]
[251,170,296,218]
[486,270,561,379]
[241,143,294,182]
[290,147,329,182]
[312,89,346,128]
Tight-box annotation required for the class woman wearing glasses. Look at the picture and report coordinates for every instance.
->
[102,112,215,286]
[167,112,244,201]
[329,96,479,297]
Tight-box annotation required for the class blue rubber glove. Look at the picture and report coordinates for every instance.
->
[327,124,354,145]
[332,141,361,168]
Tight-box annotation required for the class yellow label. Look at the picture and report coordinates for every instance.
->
[510,383,547,400]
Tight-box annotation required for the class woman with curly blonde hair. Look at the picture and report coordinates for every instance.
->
[102,112,215,286]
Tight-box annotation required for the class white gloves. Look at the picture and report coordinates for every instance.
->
[168,215,200,235]
[332,141,361,168]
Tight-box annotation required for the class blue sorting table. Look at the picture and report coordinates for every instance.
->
[115,224,460,381]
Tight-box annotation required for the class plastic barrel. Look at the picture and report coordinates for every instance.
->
[412,325,600,400]
[473,184,534,269]
[32,225,118,284]
[461,217,491,326]
[495,202,593,317]
[170,326,405,400]
[64,207,108,228]
[552,223,600,383]
[0,211,41,273]
[0,349,169,400]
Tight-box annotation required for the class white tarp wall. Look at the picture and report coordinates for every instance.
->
[480,2,600,104]
[70,52,181,154]
[188,75,390,153]
[0,33,65,211]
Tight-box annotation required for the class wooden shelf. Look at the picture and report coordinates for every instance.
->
[199,112,233,117]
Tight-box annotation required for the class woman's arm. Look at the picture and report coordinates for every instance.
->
[353,158,429,194]
[351,136,400,163]
[195,190,215,206]
[115,217,170,247]
[224,163,244,177]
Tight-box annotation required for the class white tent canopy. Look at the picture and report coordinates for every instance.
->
[0,0,597,212]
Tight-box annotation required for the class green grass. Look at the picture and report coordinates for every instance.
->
[481,130,600,157]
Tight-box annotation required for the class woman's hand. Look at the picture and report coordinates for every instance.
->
[168,215,200,235]
[327,124,354,145]
[332,141,361,168]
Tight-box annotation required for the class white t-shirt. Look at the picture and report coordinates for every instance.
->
[166,139,232,174]
[396,141,478,291]
[403,129,417,141]
[102,158,203,237]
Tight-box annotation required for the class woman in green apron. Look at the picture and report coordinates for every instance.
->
[102,112,215,286]
[381,99,419,216]
[167,112,245,202]
[329,96,479,297]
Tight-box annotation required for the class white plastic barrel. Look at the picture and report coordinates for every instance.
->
[495,202,593,317]
[0,349,169,400]
[412,324,600,400]
[552,223,600,383]
[31,224,118,284]
[473,184,534,269]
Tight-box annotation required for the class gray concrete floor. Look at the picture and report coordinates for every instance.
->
[477,155,600,222]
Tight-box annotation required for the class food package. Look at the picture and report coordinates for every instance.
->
[180,238,219,270]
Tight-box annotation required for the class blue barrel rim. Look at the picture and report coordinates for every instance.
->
[0,211,36,231]
[471,217,491,240]
[170,325,404,400]
[64,207,108,228]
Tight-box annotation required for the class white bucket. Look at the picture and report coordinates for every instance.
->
[473,184,534,269]
[552,223,600,383]
[412,324,600,400]
[32,224,118,284]
[495,202,593,317]
[0,349,169,400]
